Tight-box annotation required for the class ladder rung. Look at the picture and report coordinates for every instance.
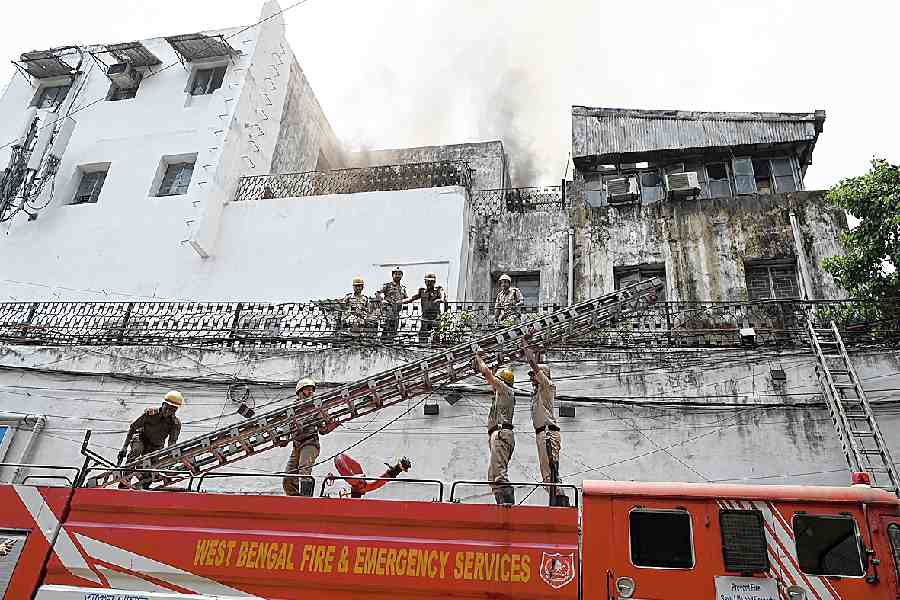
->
[850,431,877,436]
[860,449,886,456]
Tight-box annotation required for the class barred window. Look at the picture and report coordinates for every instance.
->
[745,261,799,300]
[720,510,769,572]
[72,169,107,205]
[157,162,194,196]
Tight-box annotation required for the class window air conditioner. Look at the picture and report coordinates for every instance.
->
[107,62,139,88]
[665,172,701,198]
[606,177,639,204]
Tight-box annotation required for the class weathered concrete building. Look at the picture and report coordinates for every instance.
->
[0,2,896,502]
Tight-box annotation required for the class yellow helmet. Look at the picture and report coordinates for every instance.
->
[424,272,437,281]
[496,368,514,385]
[295,377,317,394]
[352,276,364,286]
[163,390,184,408]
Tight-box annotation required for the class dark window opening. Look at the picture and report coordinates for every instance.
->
[72,170,107,205]
[108,71,143,102]
[752,159,773,194]
[705,163,731,198]
[794,514,864,577]
[745,261,799,300]
[157,162,194,196]
[640,172,664,204]
[771,158,797,192]
[492,272,540,307]
[630,510,694,569]
[720,510,769,572]
[190,65,226,96]
[615,264,666,301]
[33,84,71,109]
[888,524,900,582]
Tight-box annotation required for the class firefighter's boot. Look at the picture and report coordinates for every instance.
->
[551,493,571,507]
[299,476,315,497]
[494,485,515,506]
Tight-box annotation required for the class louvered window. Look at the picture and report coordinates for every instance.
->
[746,262,799,300]
[158,162,194,196]
[720,510,769,573]
[72,170,107,205]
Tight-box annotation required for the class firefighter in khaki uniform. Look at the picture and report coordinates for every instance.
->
[378,267,407,341]
[280,378,338,497]
[474,353,516,505]
[118,390,184,489]
[404,272,447,343]
[523,342,569,507]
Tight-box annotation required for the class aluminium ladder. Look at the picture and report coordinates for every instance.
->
[808,319,899,494]
[86,278,663,489]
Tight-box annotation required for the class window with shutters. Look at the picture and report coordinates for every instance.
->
[71,169,108,205]
[732,157,756,195]
[189,65,226,95]
[793,514,865,577]
[615,264,666,301]
[719,510,769,573]
[771,158,797,192]
[32,84,71,109]
[705,163,732,198]
[640,172,664,204]
[745,260,799,300]
[630,509,695,569]
[157,161,194,196]
[492,272,540,306]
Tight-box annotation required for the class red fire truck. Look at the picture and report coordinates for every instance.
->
[1,472,898,599]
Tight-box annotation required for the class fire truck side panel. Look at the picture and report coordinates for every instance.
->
[35,488,579,599]
[582,481,900,600]
[0,486,74,600]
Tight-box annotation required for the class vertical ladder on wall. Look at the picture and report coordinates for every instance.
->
[808,320,899,494]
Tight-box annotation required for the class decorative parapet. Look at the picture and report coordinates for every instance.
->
[470,186,565,217]
[233,161,472,201]
[0,299,895,350]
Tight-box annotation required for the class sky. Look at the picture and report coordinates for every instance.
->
[0,0,897,188]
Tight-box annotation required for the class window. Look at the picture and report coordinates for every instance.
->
[752,159,773,194]
[190,65,226,96]
[732,157,756,195]
[640,172,664,204]
[615,264,666,301]
[745,261,799,300]
[0,424,13,462]
[720,510,769,572]
[72,170,107,205]
[705,163,731,198]
[32,84,71,109]
[793,514,864,577]
[771,158,797,192]
[157,162,194,196]
[630,509,694,569]
[108,72,142,102]
[888,523,900,581]
[0,531,30,597]
[493,272,540,306]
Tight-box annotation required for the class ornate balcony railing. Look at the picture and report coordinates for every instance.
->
[470,186,565,218]
[0,299,897,350]
[233,161,472,201]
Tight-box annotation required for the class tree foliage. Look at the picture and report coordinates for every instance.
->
[822,158,900,307]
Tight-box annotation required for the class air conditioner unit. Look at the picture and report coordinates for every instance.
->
[665,171,701,197]
[606,177,639,203]
[107,62,139,88]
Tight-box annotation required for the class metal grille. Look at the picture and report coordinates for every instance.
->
[471,186,564,217]
[720,510,769,573]
[747,263,799,300]
[165,33,236,62]
[234,161,471,201]
[19,50,74,78]
[104,41,161,67]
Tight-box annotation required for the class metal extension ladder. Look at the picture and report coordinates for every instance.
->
[808,320,899,493]
[85,278,663,489]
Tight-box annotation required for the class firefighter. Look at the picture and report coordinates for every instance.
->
[473,352,516,505]
[118,390,184,489]
[404,272,447,343]
[281,377,338,497]
[494,274,523,323]
[522,343,569,507]
[378,267,407,341]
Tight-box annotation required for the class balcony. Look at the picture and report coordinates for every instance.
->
[233,161,472,202]
[0,299,896,350]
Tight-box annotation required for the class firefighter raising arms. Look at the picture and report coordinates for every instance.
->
[473,352,516,505]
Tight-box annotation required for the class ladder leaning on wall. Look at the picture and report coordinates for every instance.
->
[808,320,899,494]
[83,278,664,490]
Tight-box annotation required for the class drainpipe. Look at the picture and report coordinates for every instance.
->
[789,210,814,301]
[567,228,575,306]
[0,412,47,483]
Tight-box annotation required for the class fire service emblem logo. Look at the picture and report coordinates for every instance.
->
[539,552,575,589]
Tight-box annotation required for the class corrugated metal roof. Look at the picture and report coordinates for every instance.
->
[572,107,825,162]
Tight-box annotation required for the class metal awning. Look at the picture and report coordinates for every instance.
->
[17,49,78,78]
[103,41,162,67]
[165,33,237,62]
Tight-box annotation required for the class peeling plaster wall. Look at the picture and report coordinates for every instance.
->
[269,55,344,173]
[0,344,897,499]
[348,141,508,191]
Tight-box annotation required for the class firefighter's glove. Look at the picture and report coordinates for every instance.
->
[117,450,127,462]
[385,457,412,478]
[320,420,338,435]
